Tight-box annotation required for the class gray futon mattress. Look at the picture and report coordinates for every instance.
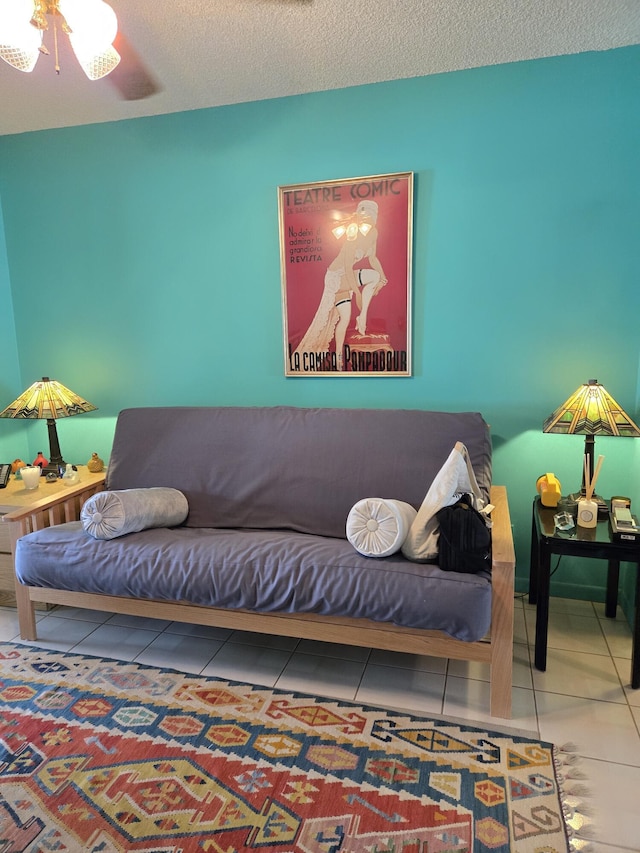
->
[15,523,492,642]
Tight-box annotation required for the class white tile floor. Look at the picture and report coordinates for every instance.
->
[2,596,639,851]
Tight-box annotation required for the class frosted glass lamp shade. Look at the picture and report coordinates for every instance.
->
[0,0,43,72]
[69,37,120,78]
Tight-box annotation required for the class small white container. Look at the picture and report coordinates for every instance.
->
[577,498,598,528]
[21,466,41,490]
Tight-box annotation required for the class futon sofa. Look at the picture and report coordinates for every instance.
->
[8,406,515,717]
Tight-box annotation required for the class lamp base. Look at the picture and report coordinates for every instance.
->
[566,491,609,518]
[46,419,66,478]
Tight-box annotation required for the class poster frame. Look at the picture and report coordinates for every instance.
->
[278,171,413,377]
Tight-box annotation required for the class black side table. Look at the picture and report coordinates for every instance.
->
[529,497,640,689]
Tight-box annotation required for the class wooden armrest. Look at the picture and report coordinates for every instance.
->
[488,485,515,718]
[489,485,515,572]
[2,474,107,537]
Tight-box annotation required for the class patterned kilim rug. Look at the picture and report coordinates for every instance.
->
[0,642,590,852]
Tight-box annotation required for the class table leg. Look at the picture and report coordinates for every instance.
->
[529,504,540,605]
[605,560,620,618]
[632,563,640,690]
[534,540,551,671]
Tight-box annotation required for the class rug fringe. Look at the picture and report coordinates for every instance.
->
[554,744,595,853]
[561,767,588,779]
[558,741,579,752]
[562,781,591,798]
[569,840,595,852]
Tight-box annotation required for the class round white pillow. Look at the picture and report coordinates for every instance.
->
[346,498,417,558]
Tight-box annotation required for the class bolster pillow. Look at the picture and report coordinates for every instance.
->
[81,488,189,540]
[346,498,417,557]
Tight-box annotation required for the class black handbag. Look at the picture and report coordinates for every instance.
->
[436,495,492,573]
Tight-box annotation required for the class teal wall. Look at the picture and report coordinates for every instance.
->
[1,45,639,609]
[0,200,27,461]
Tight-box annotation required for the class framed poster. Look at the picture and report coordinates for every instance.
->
[279,172,413,377]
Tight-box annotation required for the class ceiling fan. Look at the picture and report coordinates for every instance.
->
[0,0,159,100]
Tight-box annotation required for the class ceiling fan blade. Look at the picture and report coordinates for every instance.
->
[107,30,161,100]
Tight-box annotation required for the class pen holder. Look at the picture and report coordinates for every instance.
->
[577,498,598,528]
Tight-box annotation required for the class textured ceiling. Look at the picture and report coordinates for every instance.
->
[0,0,639,137]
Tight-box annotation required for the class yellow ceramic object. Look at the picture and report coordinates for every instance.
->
[87,452,104,473]
[11,459,26,473]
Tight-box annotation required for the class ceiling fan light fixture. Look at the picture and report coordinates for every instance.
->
[58,0,117,47]
[70,38,119,79]
[0,0,119,78]
[59,0,119,79]
[0,0,43,71]
[0,0,36,30]
[0,36,41,71]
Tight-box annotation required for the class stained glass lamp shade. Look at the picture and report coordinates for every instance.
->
[543,379,640,508]
[0,377,97,473]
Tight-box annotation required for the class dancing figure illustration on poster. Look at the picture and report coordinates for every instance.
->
[293,200,387,371]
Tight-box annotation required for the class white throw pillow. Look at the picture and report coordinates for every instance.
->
[401,441,485,562]
[346,498,417,557]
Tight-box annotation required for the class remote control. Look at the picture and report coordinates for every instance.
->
[0,464,10,488]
